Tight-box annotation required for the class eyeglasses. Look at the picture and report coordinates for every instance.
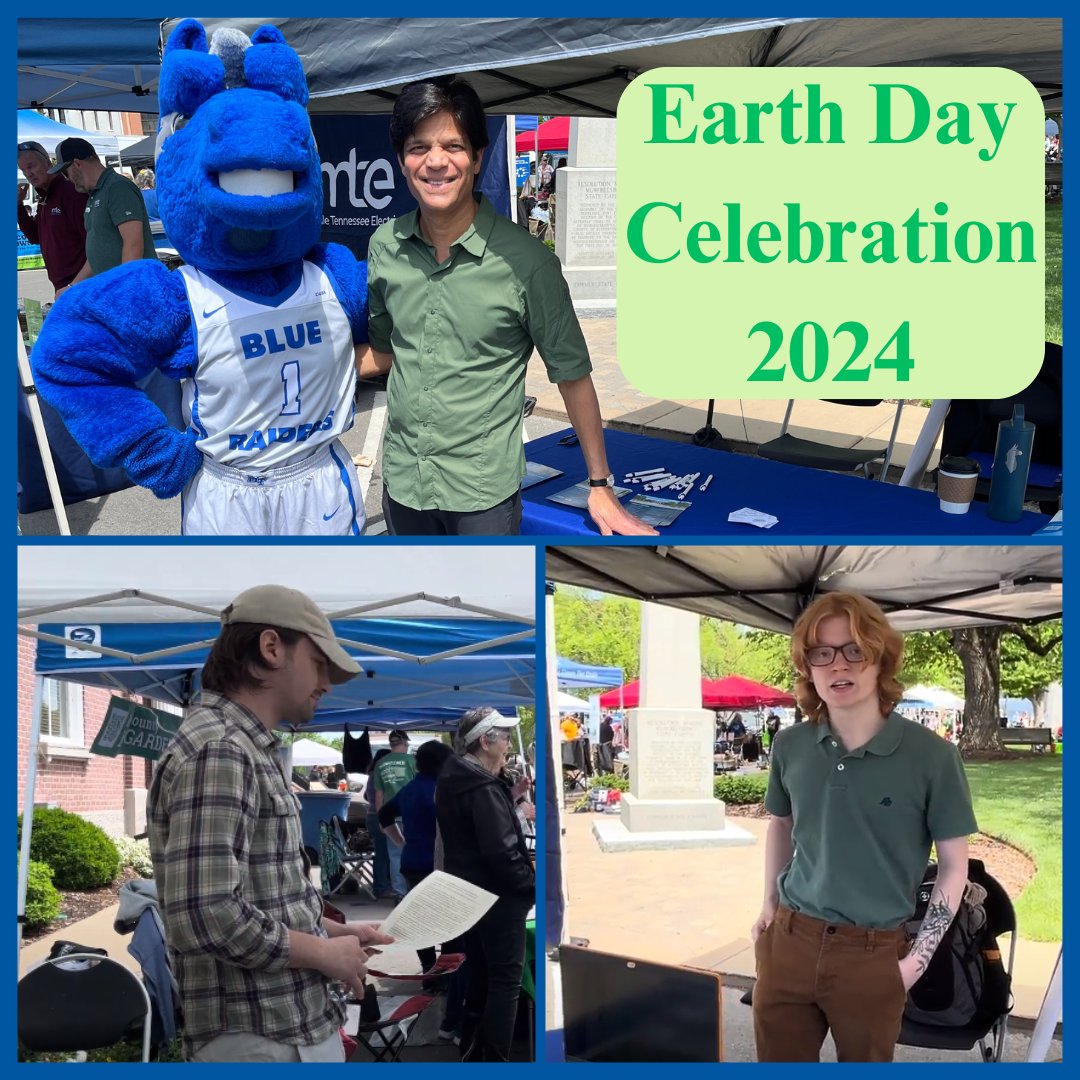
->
[806,642,868,667]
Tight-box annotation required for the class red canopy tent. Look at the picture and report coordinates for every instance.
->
[599,675,794,710]
[514,115,569,154]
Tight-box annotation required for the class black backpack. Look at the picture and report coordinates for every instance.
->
[903,861,1012,1030]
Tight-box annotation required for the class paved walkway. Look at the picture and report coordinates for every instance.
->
[559,809,1059,1025]
[525,316,940,475]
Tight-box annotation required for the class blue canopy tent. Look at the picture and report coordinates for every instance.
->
[17,110,120,158]
[17,544,536,946]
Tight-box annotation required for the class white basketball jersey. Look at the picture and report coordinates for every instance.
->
[179,262,356,469]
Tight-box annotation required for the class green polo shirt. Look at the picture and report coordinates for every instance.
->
[84,167,155,275]
[765,712,978,928]
[367,194,592,512]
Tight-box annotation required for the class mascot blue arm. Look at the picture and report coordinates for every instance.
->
[30,18,367,502]
[31,261,200,498]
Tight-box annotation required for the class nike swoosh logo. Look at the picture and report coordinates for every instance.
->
[323,506,341,521]
[202,303,230,318]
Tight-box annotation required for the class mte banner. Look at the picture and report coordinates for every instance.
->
[90,696,182,761]
[315,115,511,261]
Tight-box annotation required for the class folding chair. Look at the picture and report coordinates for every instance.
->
[353,994,439,1061]
[319,817,376,901]
[18,953,153,1062]
[757,399,904,479]
[562,739,587,793]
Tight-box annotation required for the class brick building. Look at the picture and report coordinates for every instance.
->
[18,635,160,837]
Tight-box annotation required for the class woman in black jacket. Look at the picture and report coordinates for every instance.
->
[436,707,535,1062]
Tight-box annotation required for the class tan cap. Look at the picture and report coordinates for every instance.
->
[221,584,361,684]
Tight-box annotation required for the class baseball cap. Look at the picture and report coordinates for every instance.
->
[388,729,410,745]
[17,141,50,161]
[221,584,361,684]
[48,137,96,175]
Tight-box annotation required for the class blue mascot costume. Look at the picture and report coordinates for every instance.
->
[31,20,368,535]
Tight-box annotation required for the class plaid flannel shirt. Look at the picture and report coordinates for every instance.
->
[148,692,343,1051]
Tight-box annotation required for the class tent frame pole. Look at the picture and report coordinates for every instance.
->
[17,321,70,535]
[18,675,47,951]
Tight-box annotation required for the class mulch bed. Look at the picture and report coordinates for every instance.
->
[23,866,142,945]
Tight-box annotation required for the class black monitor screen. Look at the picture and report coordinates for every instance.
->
[560,944,723,1062]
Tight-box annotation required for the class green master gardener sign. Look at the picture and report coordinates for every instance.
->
[90,696,182,761]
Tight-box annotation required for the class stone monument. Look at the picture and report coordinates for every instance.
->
[593,603,755,852]
[555,117,616,309]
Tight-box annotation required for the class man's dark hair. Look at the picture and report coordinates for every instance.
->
[415,738,454,777]
[201,623,304,695]
[389,75,489,162]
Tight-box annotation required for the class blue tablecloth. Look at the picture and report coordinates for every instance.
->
[521,428,1051,537]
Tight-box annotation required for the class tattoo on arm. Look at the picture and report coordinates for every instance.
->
[907,886,957,978]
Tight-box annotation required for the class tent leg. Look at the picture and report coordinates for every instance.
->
[18,675,47,952]
[1026,945,1062,1061]
[898,398,950,489]
[17,322,71,535]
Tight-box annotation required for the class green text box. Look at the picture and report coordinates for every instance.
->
[616,68,1045,399]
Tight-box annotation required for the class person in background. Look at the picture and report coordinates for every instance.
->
[364,748,394,900]
[136,167,160,221]
[560,714,581,742]
[436,708,535,1062]
[17,140,89,295]
[372,730,416,900]
[48,136,155,294]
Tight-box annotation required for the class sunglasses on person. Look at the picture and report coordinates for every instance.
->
[806,642,868,667]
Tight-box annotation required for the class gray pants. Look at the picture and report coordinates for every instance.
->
[382,489,522,536]
[190,1030,345,1062]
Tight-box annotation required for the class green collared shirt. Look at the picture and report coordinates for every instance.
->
[367,194,592,512]
[84,167,155,275]
[765,712,978,928]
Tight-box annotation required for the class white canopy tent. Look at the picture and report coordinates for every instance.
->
[287,738,342,768]
[556,689,589,713]
[901,685,966,711]
[17,544,535,949]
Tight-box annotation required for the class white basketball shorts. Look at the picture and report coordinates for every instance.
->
[180,439,365,536]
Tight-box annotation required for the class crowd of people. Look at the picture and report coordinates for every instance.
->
[146,583,536,1062]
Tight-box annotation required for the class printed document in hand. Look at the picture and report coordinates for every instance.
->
[378,871,498,949]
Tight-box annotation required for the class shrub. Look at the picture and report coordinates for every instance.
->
[23,859,61,930]
[114,835,154,878]
[714,773,769,805]
[17,807,121,891]
[588,773,630,792]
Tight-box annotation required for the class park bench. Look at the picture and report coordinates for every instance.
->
[1000,727,1056,752]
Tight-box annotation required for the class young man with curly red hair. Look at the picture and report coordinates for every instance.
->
[752,592,977,1062]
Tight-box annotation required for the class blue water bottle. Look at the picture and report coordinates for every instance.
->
[987,404,1035,522]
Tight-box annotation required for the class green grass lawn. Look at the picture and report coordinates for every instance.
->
[1045,200,1061,343]
[963,755,1061,942]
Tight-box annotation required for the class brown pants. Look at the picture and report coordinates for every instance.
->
[753,905,908,1062]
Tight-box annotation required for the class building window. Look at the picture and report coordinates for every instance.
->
[39,679,84,745]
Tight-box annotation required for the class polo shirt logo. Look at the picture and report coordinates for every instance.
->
[879,796,893,806]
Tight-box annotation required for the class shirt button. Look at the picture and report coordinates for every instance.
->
[826,926,837,935]
[837,763,845,771]
[831,741,838,748]
[429,309,437,315]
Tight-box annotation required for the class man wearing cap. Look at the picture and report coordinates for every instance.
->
[436,707,535,1061]
[17,140,88,295]
[48,136,155,292]
[147,584,392,1062]
[372,729,417,900]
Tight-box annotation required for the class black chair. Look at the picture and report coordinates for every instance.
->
[940,342,1062,514]
[756,399,904,479]
[562,739,588,792]
[18,953,153,1061]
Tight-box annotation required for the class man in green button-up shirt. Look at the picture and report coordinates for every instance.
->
[752,592,977,1062]
[358,76,655,537]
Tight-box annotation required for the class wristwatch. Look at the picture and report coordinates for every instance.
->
[588,474,616,488]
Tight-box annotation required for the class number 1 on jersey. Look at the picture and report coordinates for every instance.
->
[280,360,302,416]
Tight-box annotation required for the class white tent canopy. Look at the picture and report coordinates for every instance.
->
[556,689,589,713]
[287,738,342,768]
[545,545,1062,633]
[901,685,965,710]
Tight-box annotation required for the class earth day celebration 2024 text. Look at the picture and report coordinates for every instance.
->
[615,69,1044,399]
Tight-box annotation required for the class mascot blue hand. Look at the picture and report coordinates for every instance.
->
[30,18,369,530]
